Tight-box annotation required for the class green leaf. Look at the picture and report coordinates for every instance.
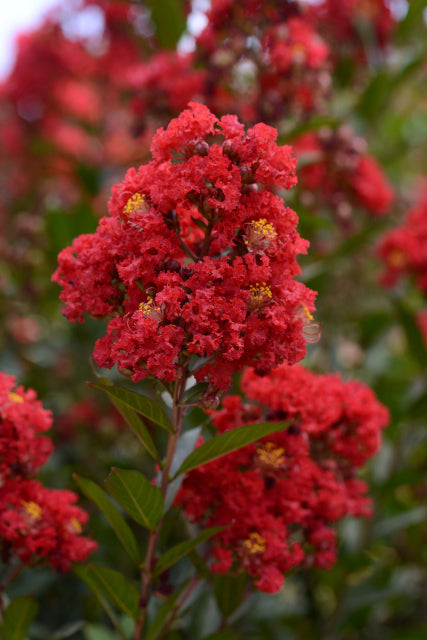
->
[90,383,173,433]
[182,381,209,403]
[84,624,122,640]
[202,633,239,640]
[153,527,224,576]
[145,583,187,640]
[75,564,140,621]
[374,506,427,536]
[191,216,208,232]
[105,468,163,531]
[74,567,124,635]
[394,300,427,369]
[108,396,159,461]
[395,0,427,42]
[146,0,187,49]
[188,551,212,580]
[357,70,393,121]
[174,421,289,477]
[213,573,248,618]
[49,620,85,639]
[74,474,141,564]
[0,596,39,640]
[280,115,340,143]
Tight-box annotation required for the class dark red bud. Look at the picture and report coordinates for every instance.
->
[200,392,220,410]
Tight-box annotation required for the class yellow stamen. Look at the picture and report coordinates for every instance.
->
[250,219,277,240]
[21,501,42,520]
[8,392,24,403]
[301,303,314,322]
[249,283,273,310]
[69,517,82,534]
[138,297,162,321]
[292,43,306,57]
[123,193,146,217]
[242,532,266,555]
[244,219,277,251]
[257,442,285,470]
[387,249,406,269]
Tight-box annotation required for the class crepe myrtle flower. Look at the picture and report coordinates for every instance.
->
[0,372,97,571]
[176,364,389,593]
[378,183,427,294]
[53,103,317,391]
[0,372,53,479]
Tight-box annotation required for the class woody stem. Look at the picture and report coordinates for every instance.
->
[133,374,188,640]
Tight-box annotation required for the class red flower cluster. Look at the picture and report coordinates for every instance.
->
[53,103,316,391]
[176,364,389,593]
[0,373,53,479]
[294,129,394,221]
[306,0,395,63]
[195,2,331,125]
[257,17,331,119]
[378,184,427,293]
[0,373,97,571]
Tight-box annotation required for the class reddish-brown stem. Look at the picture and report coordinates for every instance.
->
[133,374,188,640]
[134,211,214,639]
[156,574,201,640]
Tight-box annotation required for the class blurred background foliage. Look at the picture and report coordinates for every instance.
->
[1,0,427,638]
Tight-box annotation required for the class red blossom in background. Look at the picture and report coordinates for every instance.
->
[53,102,317,391]
[176,364,389,593]
[378,184,427,293]
[258,17,331,118]
[0,478,96,572]
[195,1,332,125]
[0,372,97,570]
[55,397,126,442]
[294,129,394,223]
[0,372,53,479]
[306,0,395,63]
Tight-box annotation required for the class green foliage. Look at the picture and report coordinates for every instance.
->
[153,527,225,576]
[393,298,427,369]
[202,633,239,640]
[105,468,163,531]
[90,383,173,433]
[75,564,140,621]
[174,421,289,476]
[103,396,159,461]
[146,0,186,49]
[213,574,248,618]
[395,0,427,42]
[84,625,122,640]
[0,596,39,640]
[145,585,187,640]
[74,474,142,564]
